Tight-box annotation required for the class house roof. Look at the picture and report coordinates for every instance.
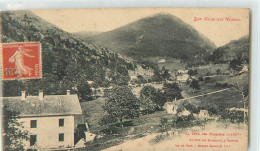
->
[2,94,82,117]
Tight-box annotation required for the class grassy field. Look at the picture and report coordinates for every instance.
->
[80,97,106,132]
[193,64,229,77]
[145,56,186,70]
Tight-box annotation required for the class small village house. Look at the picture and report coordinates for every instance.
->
[2,90,83,150]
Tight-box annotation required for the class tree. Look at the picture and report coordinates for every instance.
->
[209,48,226,64]
[99,114,118,134]
[152,70,163,82]
[188,69,198,77]
[216,69,221,75]
[162,66,166,72]
[137,75,147,84]
[103,86,140,128]
[3,105,29,150]
[162,69,171,80]
[111,66,130,85]
[139,86,166,113]
[206,72,211,76]
[204,77,211,83]
[190,79,201,93]
[162,83,183,101]
[229,57,243,74]
[198,76,204,81]
[232,82,249,124]
[153,89,167,109]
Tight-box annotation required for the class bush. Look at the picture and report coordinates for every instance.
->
[198,76,204,81]
[176,114,195,128]
[206,72,211,76]
[215,82,222,87]
[160,118,168,132]
[177,100,198,114]
[204,77,211,83]
[137,75,147,84]
[190,79,201,93]
[216,69,221,75]
[215,82,231,88]
[188,69,198,76]
[186,79,191,85]
[221,110,246,123]
[150,132,173,144]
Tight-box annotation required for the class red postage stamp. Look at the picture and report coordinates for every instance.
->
[1,42,42,80]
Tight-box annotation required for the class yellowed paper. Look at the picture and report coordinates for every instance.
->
[1,8,249,151]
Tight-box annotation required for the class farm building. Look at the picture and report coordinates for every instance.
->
[164,99,181,115]
[2,90,83,150]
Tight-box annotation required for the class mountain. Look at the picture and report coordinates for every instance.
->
[1,10,136,100]
[83,13,216,64]
[210,35,249,64]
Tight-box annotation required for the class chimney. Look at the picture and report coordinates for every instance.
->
[39,90,44,100]
[67,90,71,95]
[21,91,27,100]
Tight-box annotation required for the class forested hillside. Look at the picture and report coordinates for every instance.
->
[210,35,249,64]
[1,11,135,101]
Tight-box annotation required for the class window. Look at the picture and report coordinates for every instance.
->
[59,119,64,127]
[59,133,64,141]
[30,120,37,128]
[30,135,37,146]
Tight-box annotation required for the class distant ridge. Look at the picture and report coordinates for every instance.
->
[74,31,102,39]
[210,35,249,64]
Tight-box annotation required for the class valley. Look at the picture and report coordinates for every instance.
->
[1,9,249,151]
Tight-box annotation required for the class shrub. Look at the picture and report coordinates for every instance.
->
[221,110,246,123]
[190,79,201,93]
[188,69,198,76]
[160,118,168,132]
[216,69,221,75]
[198,76,204,81]
[204,77,211,83]
[215,82,231,88]
[176,114,195,128]
[177,101,198,114]
[206,72,211,76]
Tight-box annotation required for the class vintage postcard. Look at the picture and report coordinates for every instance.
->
[1,8,249,151]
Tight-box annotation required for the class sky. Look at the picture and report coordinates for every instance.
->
[32,8,249,47]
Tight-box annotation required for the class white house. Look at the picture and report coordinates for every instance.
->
[176,74,189,82]
[2,90,82,150]
[165,100,180,115]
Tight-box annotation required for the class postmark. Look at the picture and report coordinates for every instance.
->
[1,42,42,80]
